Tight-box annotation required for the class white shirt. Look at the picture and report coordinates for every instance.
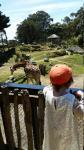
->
[42,85,84,150]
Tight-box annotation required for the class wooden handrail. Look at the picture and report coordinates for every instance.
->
[0,82,83,94]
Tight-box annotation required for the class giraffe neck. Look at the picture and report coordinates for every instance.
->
[13,62,26,70]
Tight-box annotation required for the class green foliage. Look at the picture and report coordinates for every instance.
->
[48,5,84,47]
[78,35,83,47]
[47,50,67,58]
[17,11,53,43]
[67,37,78,46]
[15,50,31,62]
[0,11,10,30]
[16,5,84,47]
[63,16,71,24]
[32,44,41,49]
[0,6,10,49]
[19,45,30,51]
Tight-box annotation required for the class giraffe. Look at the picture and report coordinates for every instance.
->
[10,61,26,75]
[10,61,41,84]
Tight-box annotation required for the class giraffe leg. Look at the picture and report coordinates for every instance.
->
[31,78,34,84]
[39,81,41,85]
[27,77,29,83]
[35,74,41,85]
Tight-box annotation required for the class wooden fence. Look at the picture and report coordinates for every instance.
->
[0,82,82,150]
[0,83,45,150]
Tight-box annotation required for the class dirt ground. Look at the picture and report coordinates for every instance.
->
[41,74,84,89]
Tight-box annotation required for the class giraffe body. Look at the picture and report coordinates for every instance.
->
[10,61,41,84]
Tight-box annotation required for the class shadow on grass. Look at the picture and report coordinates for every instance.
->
[17,77,27,84]
[12,75,27,84]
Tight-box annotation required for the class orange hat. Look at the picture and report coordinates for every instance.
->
[49,64,72,85]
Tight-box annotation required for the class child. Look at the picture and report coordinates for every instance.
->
[43,64,84,150]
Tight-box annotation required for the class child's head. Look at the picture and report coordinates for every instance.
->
[49,64,73,91]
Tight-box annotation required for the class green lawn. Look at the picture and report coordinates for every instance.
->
[59,54,83,65]
[26,50,49,61]
[0,52,84,83]
[55,54,84,75]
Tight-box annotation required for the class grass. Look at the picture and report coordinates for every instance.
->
[59,54,83,65]
[0,66,11,82]
[0,50,84,83]
[36,54,84,75]
[55,54,84,76]
[25,50,49,61]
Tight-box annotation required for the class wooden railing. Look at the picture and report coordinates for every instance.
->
[0,82,82,150]
[0,83,45,150]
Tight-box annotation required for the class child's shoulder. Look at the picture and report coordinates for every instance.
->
[43,86,75,99]
[65,92,75,99]
[43,85,53,94]
[64,92,76,105]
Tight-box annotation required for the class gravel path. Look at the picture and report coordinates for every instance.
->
[71,75,84,89]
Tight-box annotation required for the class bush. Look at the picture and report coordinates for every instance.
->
[67,37,78,46]
[78,35,83,47]
[49,43,56,48]
[47,50,66,58]
[15,51,24,62]
[32,44,41,49]
[20,46,29,51]
[19,44,32,51]
[55,50,66,56]
[57,46,61,50]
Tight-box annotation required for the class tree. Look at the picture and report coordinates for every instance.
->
[0,11,10,30]
[17,11,53,43]
[72,6,84,47]
[63,16,71,24]
[0,5,10,48]
[28,11,53,30]
[47,22,64,39]
[17,5,84,47]
[60,5,84,47]
[17,19,41,43]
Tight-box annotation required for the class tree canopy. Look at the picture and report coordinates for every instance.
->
[47,5,84,47]
[16,5,84,47]
[17,11,53,43]
[0,4,10,47]
[0,4,10,31]
[0,11,10,31]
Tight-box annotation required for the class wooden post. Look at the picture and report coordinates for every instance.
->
[0,127,4,144]
[14,89,22,149]
[38,91,45,150]
[31,99,39,150]
[21,90,33,150]
[0,86,15,150]
[0,95,4,145]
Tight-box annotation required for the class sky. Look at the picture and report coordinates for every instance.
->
[0,0,84,40]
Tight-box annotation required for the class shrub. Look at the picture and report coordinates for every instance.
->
[20,46,29,51]
[47,50,66,58]
[32,44,41,49]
